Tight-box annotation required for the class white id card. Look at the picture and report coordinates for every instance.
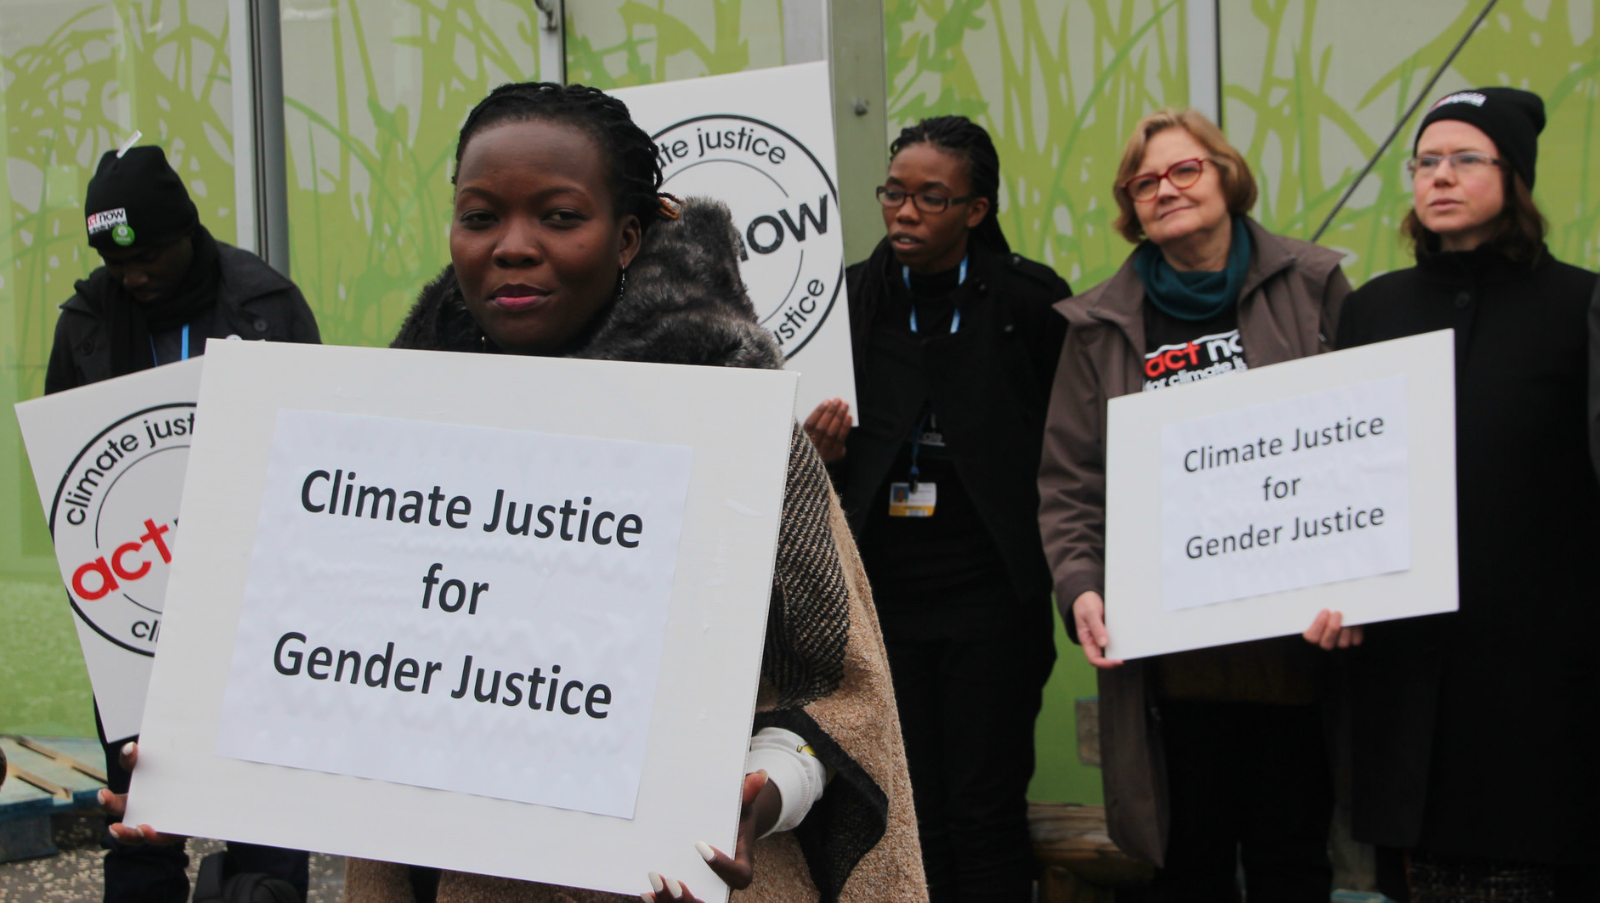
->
[888,482,937,517]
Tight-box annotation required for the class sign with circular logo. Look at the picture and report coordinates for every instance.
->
[48,403,194,656]
[651,114,844,358]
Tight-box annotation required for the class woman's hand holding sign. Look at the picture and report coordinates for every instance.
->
[1304,609,1364,651]
[97,742,185,846]
[642,770,782,902]
[1072,591,1124,669]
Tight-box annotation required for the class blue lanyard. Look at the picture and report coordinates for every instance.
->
[150,323,190,365]
[904,256,967,334]
[908,413,930,493]
[900,256,966,491]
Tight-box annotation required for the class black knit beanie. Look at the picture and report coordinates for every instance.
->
[83,146,199,252]
[1414,87,1545,189]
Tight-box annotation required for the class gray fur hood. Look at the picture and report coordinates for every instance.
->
[391,197,783,370]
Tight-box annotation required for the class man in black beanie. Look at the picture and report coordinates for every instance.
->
[45,145,317,902]
[46,144,319,391]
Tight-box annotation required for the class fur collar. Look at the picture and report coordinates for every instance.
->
[391,197,782,371]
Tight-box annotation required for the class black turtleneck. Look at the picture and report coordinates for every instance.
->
[856,259,1010,615]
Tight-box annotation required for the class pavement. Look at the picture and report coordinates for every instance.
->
[0,809,346,902]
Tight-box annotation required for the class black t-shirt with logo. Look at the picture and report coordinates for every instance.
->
[857,266,1011,611]
[1141,302,1247,391]
[1140,298,1322,704]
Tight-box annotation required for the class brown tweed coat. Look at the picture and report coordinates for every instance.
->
[346,199,927,903]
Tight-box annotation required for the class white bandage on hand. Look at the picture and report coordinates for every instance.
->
[745,726,830,837]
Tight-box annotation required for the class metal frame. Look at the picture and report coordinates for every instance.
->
[229,0,290,275]
[825,0,889,265]
[1187,0,1222,125]
[535,0,566,84]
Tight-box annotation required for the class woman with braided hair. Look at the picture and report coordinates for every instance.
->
[103,82,926,903]
[804,115,1070,901]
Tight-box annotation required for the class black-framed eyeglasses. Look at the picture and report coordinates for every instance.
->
[876,185,977,214]
[1120,158,1210,202]
[1406,152,1501,177]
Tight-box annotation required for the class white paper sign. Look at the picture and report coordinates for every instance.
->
[13,358,204,743]
[612,62,858,421]
[1103,331,1458,660]
[125,342,798,902]
[1160,375,1410,611]
[213,410,692,819]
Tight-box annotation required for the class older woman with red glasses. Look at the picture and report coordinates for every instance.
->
[1037,109,1350,901]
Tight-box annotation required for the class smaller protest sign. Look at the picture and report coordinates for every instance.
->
[612,62,857,421]
[1103,330,1458,660]
[14,358,204,743]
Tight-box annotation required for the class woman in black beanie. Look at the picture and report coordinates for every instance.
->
[1329,87,1600,901]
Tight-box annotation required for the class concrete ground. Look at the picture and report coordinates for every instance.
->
[0,808,346,902]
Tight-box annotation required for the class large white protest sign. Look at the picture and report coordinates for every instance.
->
[14,357,203,743]
[214,410,692,819]
[125,341,797,902]
[1104,330,1457,660]
[612,62,857,420]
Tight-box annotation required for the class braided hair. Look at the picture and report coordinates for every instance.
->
[454,82,668,232]
[889,115,1010,253]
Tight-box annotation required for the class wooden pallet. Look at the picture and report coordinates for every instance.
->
[0,736,108,863]
[1030,802,1153,903]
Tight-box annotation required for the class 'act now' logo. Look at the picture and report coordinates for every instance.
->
[652,114,844,357]
[50,403,194,655]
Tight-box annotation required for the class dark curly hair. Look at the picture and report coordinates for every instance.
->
[889,115,1009,252]
[454,81,667,233]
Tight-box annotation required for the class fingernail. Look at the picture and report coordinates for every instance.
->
[648,872,665,894]
[640,895,654,903]
[668,880,685,900]
[121,741,135,757]
[695,841,715,862]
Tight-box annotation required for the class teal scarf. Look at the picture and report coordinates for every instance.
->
[1135,216,1252,321]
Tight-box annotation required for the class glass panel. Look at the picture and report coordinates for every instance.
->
[886,0,1189,290]
[566,0,786,89]
[1221,0,1600,279]
[0,0,235,736]
[279,0,550,348]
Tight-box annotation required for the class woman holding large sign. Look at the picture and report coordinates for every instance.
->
[106,83,927,903]
[1036,110,1350,900]
[1334,88,1600,901]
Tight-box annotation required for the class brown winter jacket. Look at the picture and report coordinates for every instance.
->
[1036,217,1349,866]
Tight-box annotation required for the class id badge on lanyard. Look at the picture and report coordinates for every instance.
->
[888,481,937,517]
[888,258,965,519]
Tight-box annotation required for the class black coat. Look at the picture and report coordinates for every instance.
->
[1336,246,1600,864]
[45,242,320,394]
[837,240,1069,615]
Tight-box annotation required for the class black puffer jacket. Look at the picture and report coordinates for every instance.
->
[45,242,320,393]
